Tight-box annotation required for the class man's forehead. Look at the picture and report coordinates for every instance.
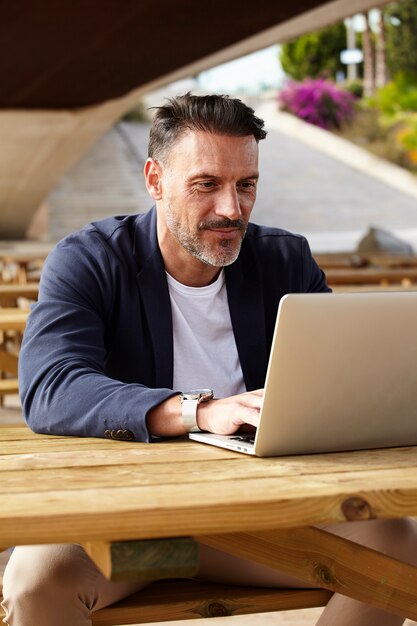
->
[165,130,259,168]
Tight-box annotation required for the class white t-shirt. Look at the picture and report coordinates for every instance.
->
[166,270,246,399]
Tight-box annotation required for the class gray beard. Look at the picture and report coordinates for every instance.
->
[166,213,247,267]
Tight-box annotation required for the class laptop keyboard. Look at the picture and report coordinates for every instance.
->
[230,435,255,445]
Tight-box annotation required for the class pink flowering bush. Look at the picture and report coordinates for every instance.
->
[278,78,356,130]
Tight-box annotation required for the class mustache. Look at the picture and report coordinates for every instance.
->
[198,218,246,231]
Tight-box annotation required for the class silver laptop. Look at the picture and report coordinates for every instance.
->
[189,292,417,456]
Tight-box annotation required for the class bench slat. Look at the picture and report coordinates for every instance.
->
[91,579,331,625]
[0,379,19,395]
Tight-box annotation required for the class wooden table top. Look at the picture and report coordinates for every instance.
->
[2,427,417,549]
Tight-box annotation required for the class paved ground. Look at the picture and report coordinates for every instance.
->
[256,121,417,250]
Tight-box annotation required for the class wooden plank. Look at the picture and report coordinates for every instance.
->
[0,433,235,458]
[0,437,233,454]
[325,267,417,285]
[315,254,417,270]
[2,432,417,471]
[83,538,199,581]
[2,467,417,545]
[333,285,417,293]
[3,449,417,494]
[0,437,148,454]
[91,580,332,625]
[0,283,39,306]
[0,310,28,331]
[0,446,244,470]
[198,528,417,620]
[3,436,417,550]
[0,427,68,440]
[2,432,417,546]
[0,379,19,395]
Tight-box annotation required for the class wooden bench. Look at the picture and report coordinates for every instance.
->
[0,309,27,404]
[0,379,19,396]
[325,266,417,287]
[0,254,45,284]
[314,253,417,289]
[0,577,331,625]
[92,579,331,625]
[315,252,417,270]
[0,283,39,308]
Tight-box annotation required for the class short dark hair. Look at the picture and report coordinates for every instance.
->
[148,92,267,162]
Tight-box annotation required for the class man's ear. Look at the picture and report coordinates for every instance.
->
[144,158,163,200]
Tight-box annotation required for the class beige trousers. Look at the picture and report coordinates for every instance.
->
[2,519,417,626]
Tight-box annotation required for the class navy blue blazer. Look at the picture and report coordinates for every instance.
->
[19,207,330,442]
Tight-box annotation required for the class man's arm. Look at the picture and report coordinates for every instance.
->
[147,389,263,437]
[19,232,176,442]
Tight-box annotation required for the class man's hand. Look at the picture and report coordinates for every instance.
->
[196,389,263,435]
[146,389,263,438]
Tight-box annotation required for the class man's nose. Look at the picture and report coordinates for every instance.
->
[215,187,241,219]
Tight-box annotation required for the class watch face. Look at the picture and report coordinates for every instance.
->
[181,389,213,402]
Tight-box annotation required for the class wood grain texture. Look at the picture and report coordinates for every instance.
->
[83,539,199,582]
[3,429,417,545]
[0,310,28,331]
[90,579,332,625]
[326,267,417,285]
[198,528,417,620]
[0,283,39,306]
[0,576,331,625]
[3,428,417,622]
[0,380,19,396]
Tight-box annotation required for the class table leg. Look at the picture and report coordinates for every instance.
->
[82,538,199,582]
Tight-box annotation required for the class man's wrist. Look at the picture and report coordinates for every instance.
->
[180,389,213,432]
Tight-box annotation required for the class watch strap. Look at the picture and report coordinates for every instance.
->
[181,398,200,433]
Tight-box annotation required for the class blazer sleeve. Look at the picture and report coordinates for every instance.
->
[18,232,176,442]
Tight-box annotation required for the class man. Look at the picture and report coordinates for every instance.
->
[3,93,416,626]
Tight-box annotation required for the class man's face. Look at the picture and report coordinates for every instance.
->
[152,131,259,268]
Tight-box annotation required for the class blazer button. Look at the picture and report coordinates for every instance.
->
[104,429,134,441]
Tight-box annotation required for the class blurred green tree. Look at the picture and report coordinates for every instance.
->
[280,23,347,80]
[385,0,417,78]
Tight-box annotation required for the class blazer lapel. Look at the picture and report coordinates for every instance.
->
[226,251,268,391]
[133,208,173,389]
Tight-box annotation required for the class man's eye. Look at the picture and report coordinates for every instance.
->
[239,181,256,190]
[198,181,216,189]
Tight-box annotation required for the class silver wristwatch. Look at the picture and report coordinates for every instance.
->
[180,389,214,433]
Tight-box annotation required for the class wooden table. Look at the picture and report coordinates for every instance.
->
[3,428,417,621]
